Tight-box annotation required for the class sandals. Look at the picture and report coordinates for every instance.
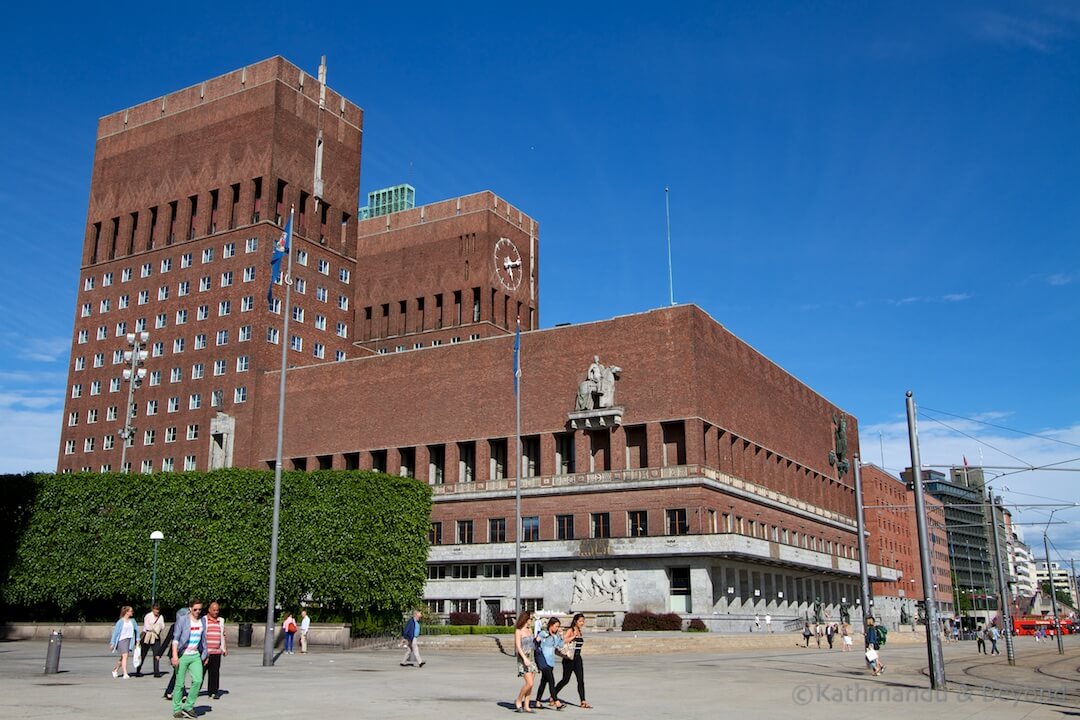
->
[580,701,593,709]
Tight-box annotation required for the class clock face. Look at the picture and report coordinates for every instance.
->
[494,237,523,291]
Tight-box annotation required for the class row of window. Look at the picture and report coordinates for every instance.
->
[64,423,201,453]
[423,599,546,615]
[429,511,857,558]
[70,456,202,474]
[361,288,531,341]
[426,563,544,580]
[82,273,348,318]
[74,356,253,387]
[378,333,484,354]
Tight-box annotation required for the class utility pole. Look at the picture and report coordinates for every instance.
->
[986,487,1015,665]
[119,331,150,473]
[853,458,872,624]
[906,391,947,689]
[1043,532,1065,655]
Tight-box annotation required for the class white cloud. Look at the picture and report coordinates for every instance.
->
[1048,273,1073,286]
[970,10,1065,53]
[15,336,70,363]
[0,406,60,473]
[860,413,1080,557]
[942,293,971,302]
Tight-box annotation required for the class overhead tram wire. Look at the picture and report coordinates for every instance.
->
[920,406,1080,451]
[918,411,1033,467]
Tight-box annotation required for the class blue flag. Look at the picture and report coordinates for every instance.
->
[513,318,521,395]
[267,216,292,305]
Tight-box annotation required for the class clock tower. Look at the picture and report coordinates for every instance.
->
[352,190,538,354]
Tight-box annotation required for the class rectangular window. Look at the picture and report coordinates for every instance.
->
[89,380,101,396]
[483,563,513,579]
[555,433,575,475]
[109,377,121,393]
[97,325,108,340]
[189,393,202,409]
[146,399,158,415]
[121,267,132,282]
[165,427,177,443]
[187,424,199,440]
[295,277,306,294]
[243,266,256,282]
[157,286,169,301]
[488,517,506,543]
[192,363,204,379]
[296,249,308,266]
[246,236,258,253]
[162,458,175,472]
[197,305,209,321]
[241,296,254,312]
[457,520,474,544]
[591,512,611,539]
[236,355,249,372]
[140,459,153,474]
[74,356,85,371]
[87,408,98,423]
[194,334,206,350]
[239,325,252,342]
[144,429,156,445]
[629,510,649,537]
[213,359,226,376]
[184,456,196,471]
[170,367,182,383]
[292,306,305,323]
[338,295,349,310]
[458,441,475,482]
[234,387,247,403]
[141,263,152,278]
[313,342,325,359]
[216,330,228,346]
[199,276,211,292]
[314,314,326,330]
[155,313,166,329]
[489,438,506,480]
[666,508,689,536]
[107,406,118,421]
[202,247,214,263]
[336,322,347,338]
[290,335,302,352]
[318,259,330,275]
[103,271,114,286]
[84,276,95,291]
[210,390,223,407]
[148,370,162,387]
[160,257,172,273]
[521,563,544,578]
[223,241,235,258]
[522,516,540,542]
[339,268,350,283]
[316,286,328,302]
[267,327,279,344]
[173,338,185,353]
[181,252,192,268]
[81,302,91,317]
[118,295,129,309]
[428,522,442,545]
[78,330,88,344]
[556,514,575,540]
[220,271,233,287]
[138,290,149,305]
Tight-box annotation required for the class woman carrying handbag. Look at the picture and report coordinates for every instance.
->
[553,613,591,708]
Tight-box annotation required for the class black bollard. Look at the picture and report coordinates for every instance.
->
[44,630,62,674]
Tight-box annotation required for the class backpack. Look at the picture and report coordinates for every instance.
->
[877,626,888,646]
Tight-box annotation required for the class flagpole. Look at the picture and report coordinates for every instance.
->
[514,318,522,615]
[263,206,295,667]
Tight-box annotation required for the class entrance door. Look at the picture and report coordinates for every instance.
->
[484,599,501,625]
[669,567,691,613]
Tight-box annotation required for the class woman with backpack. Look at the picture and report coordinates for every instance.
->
[282,612,298,655]
[534,617,566,710]
[864,616,887,676]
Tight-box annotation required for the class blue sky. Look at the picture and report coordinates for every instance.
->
[1,2,1078,553]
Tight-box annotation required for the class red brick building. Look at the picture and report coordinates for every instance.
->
[58,57,897,627]
[862,464,954,622]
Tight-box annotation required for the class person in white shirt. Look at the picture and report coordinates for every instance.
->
[137,604,166,677]
[765,614,773,633]
[300,610,311,654]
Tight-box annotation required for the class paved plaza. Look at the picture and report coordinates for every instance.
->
[2,636,1079,719]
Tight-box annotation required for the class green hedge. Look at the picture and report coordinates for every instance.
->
[0,469,431,626]
[423,625,515,635]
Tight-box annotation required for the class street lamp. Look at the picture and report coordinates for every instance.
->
[150,530,164,606]
[119,332,150,474]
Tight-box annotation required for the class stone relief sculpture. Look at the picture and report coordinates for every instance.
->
[828,412,850,478]
[575,356,622,411]
[571,567,627,607]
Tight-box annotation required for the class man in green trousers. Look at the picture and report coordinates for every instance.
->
[170,599,207,719]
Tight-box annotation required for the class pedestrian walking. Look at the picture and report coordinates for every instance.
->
[136,604,166,677]
[802,623,812,647]
[754,614,761,631]
[976,625,986,654]
[989,624,1001,655]
[534,617,566,710]
[299,610,311,654]
[841,622,852,651]
[400,610,424,667]
[203,601,227,700]
[864,616,886,676]
[109,606,138,679]
[170,598,208,719]
[282,612,297,654]
[765,614,773,633]
[952,621,960,644]
[162,606,187,702]
[815,623,823,649]
[514,610,538,713]
[554,613,591,709]
[825,623,835,649]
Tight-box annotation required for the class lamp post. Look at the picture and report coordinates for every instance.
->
[150,531,164,606]
[119,332,150,473]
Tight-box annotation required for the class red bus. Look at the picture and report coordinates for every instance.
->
[1012,615,1070,636]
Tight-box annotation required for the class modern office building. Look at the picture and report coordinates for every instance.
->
[862,464,953,624]
[359,183,416,219]
[1035,561,1078,607]
[57,57,897,628]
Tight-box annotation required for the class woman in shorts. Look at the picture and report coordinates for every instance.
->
[514,610,538,713]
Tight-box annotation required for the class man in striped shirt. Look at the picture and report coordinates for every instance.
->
[204,602,228,700]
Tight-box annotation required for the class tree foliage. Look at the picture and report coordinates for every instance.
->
[0,469,431,624]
